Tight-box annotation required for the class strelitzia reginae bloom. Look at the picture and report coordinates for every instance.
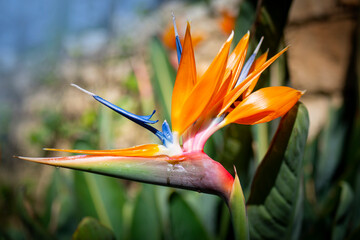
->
[18,19,303,204]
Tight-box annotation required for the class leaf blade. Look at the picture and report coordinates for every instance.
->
[247,102,309,239]
[169,192,212,240]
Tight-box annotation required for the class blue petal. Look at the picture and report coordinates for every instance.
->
[93,95,158,124]
[93,95,176,145]
[172,12,182,64]
[235,37,264,87]
[176,36,183,64]
[161,120,173,143]
[93,95,172,143]
[72,84,173,145]
[142,110,156,121]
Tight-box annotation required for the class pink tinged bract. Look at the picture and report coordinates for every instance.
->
[17,151,234,201]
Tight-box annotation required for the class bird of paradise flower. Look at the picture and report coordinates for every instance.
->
[18,17,303,239]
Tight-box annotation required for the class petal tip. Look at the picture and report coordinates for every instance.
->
[71,84,95,96]
[244,31,250,39]
[227,31,234,42]
[15,155,47,164]
[254,36,264,54]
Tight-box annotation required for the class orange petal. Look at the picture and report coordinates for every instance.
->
[174,32,233,134]
[44,144,162,157]
[225,32,249,92]
[217,47,288,115]
[242,51,268,98]
[171,22,197,133]
[162,23,204,51]
[223,86,303,125]
[200,70,233,119]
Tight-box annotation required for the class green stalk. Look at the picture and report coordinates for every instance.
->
[253,123,269,164]
[84,173,112,228]
[228,171,249,240]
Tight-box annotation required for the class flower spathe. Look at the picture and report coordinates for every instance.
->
[20,152,234,199]
[18,20,303,202]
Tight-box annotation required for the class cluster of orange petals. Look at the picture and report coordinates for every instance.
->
[17,19,304,199]
[171,23,303,136]
[28,21,303,158]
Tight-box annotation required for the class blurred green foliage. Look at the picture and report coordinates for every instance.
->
[73,217,115,240]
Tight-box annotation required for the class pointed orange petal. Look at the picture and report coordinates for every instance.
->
[223,86,303,125]
[175,32,233,134]
[242,51,268,98]
[201,70,233,119]
[226,32,249,92]
[44,144,162,157]
[214,76,254,116]
[171,22,197,133]
[217,47,288,115]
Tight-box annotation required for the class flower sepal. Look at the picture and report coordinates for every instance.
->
[17,151,234,199]
[228,168,249,240]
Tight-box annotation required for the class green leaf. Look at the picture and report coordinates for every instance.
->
[229,172,249,240]
[72,100,127,239]
[350,163,360,232]
[332,182,354,240]
[251,123,269,165]
[43,169,77,239]
[74,172,126,240]
[99,106,114,149]
[256,1,293,56]
[247,102,309,240]
[182,191,221,236]
[149,37,176,122]
[348,226,360,240]
[73,217,115,240]
[16,188,54,239]
[234,0,256,43]
[129,184,162,240]
[315,105,348,192]
[235,0,293,56]
[217,124,254,189]
[218,202,231,240]
[169,192,212,240]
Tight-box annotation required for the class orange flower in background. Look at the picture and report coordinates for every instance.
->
[18,19,303,202]
[162,22,204,51]
[218,10,236,35]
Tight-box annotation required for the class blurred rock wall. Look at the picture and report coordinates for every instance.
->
[285,0,358,139]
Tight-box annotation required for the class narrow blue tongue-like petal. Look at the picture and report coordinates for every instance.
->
[172,12,182,64]
[93,95,158,124]
[161,120,173,143]
[71,84,171,143]
[235,36,264,87]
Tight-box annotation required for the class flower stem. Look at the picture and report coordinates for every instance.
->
[228,170,249,240]
[253,122,269,164]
